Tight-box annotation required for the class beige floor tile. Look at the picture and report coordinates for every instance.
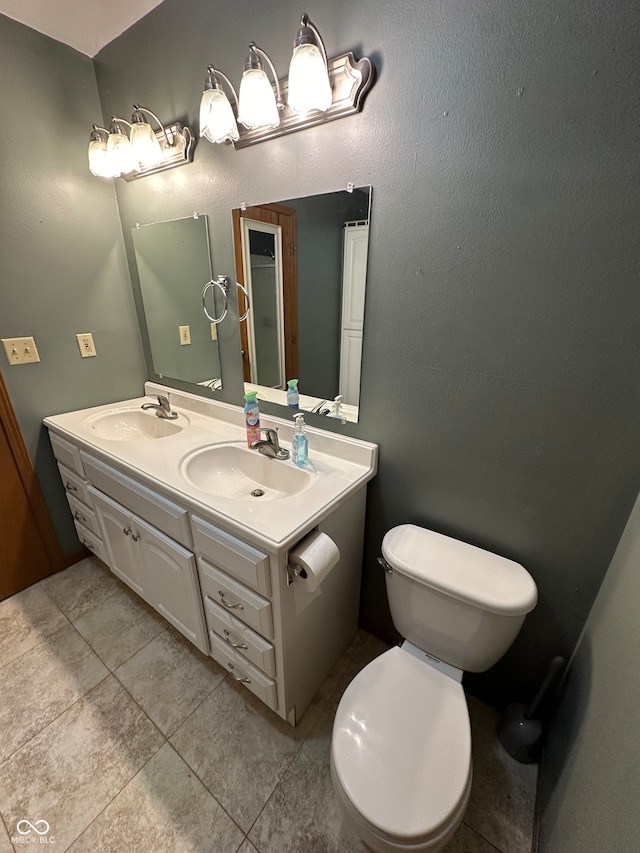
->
[444,822,503,852]
[238,840,260,853]
[115,628,226,736]
[0,624,108,763]
[0,585,68,669]
[73,583,165,670]
[171,678,312,833]
[40,556,121,622]
[463,695,538,853]
[0,818,11,853]
[68,743,244,852]
[0,676,163,850]
[249,707,368,853]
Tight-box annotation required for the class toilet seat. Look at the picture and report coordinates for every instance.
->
[331,646,472,848]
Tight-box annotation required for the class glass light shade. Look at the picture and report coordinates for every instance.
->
[288,43,332,114]
[107,132,135,176]
[238,68,280,130]
[130,121,163,170]
[88,139,115,178]
[200,88,239,144]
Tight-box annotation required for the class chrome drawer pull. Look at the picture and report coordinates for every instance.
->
[66,482,78,492]
[74,511,86,523]
[218,591,244,610]
[131,533,140,542]
[227,663,250,684]
[123,527,132,536]
[223,629,247,650]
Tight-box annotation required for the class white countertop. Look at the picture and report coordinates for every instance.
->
[44,382,378,552]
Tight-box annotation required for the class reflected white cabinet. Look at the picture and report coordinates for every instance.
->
[339,222,369,406]
[89,486,208,653]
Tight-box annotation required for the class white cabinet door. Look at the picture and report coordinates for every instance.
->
[90,487,146,598]
[136,517,208,654]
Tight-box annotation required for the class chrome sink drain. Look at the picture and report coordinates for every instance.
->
[251,488,265,497]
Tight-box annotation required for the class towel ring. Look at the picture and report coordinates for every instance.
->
[202,275,231,324]
[237,282,250,322]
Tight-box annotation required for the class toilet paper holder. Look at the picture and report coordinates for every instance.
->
[286,562,308,586]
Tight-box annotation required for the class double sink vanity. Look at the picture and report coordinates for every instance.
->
[45,382,377,726]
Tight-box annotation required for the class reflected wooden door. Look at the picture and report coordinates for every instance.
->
[0,373,63,600]
[232,204,298,384]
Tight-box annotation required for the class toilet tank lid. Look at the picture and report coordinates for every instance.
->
[382,525,538,616]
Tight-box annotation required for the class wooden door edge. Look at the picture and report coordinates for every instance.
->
[0,372,65,574]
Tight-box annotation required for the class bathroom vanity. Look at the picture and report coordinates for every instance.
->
[44,383,377,725]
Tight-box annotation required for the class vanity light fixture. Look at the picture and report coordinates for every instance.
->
[198,13,375,149]
[287,14,332,114]
[106,117,135,176]
[87,104,194,181]
[88,125,113,177]
[200,66,240,144]
[237,43,285,130]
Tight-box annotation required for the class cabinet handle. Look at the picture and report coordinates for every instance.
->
[131,533,140,542]
[123,527,132,536]
[66,482,78,492]
[223,629,247,650]
[227,663,250,684]
[218,591,243,610]
[74,511,86,523]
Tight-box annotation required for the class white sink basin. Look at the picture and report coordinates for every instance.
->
[83,408,187,441]
[180,442,312,501]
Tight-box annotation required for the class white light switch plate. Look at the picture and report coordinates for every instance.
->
[179,325,191,345]
[2,336,40,365]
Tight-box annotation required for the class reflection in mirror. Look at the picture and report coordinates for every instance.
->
[232,186,371,423]
[131,215,222,390]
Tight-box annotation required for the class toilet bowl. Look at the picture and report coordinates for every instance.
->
[331,645,472,852]
[330,524,537,852]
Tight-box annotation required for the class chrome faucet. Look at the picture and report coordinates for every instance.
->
[140,394,178,420]
[250,427,290,460]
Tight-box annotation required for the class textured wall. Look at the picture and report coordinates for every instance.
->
[0,15,147,556]
[539,491,640,852]
[94,0,638,702]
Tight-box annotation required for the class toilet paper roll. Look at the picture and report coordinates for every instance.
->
[289,531,340,592]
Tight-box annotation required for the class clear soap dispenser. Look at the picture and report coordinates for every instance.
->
[292,412,309,468]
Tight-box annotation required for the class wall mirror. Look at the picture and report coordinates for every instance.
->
[131,215,222,391]
[232,185,371,423]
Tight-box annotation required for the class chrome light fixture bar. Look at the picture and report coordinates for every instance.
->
[198,12,375,150]
[233,51,373,149]
[87,104,194,181]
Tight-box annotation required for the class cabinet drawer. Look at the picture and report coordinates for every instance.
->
[81,453,191,548]
[209,632,278,712]
[204,595,276,677]
[198,558,273,639]
[50,432,84,475]
[58,463,92,505]
[75,521,106,564]
[66,493,99,536]
[192,515,270,596]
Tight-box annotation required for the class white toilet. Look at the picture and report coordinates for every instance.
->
[331,524,538,853]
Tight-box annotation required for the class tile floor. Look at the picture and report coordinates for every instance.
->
[0,557,538,852]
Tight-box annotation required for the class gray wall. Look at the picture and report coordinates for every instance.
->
[0,15,147,556]
[538,489,640,852]
[93,0,640,703]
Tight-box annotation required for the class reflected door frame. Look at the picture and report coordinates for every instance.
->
[232,204,298,385]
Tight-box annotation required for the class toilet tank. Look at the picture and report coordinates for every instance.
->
[382,525,538,673]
